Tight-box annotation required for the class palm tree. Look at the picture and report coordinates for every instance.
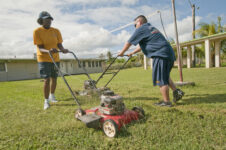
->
[195,18,224,67]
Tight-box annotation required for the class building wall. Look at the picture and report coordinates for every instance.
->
[0,59,105,82]
[60,60,104,75]
[0,62,39,81]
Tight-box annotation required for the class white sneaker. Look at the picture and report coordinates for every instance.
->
[49,94,58,103]
[44,100,50,110]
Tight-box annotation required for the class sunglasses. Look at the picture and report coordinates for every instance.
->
[134,20,139,28]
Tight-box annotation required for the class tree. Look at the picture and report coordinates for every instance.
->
[106,51,112,62]
[217,16,223,33]
[195,21,218,67]
[98,53,105,59]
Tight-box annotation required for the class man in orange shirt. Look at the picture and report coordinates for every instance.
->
[33,11,68,110]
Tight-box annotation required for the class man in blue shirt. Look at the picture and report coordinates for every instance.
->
[118,15,184,107]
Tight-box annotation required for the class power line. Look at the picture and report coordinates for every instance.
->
[109,11,159,33]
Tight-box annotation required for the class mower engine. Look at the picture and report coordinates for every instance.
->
[99,90,125,115]
[77,80,111,96]
[84,79,96,90]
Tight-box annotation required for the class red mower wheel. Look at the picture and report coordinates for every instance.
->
[102,119,118,138]
[132,106,145,119]
[75,108,85,119]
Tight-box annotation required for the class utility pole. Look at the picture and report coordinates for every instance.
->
[171,0,183,82]
[188,0,197,67]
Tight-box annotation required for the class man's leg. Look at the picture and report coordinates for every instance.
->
[160,85,170,102]
[49,77,58,102]
[49,62,58,102]
[44,78,50,99]
[169,77,185,103]
[155,84,172,107]
[50,77,57,94]
[43,78,50,110]
[153,58,172,107]
[169,77,177,91]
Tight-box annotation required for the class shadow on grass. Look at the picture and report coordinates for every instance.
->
[52,103,77,107]
[59,98,74,101]
[118,114,148,138]
[124,97,158,101]
[178,93,226,105]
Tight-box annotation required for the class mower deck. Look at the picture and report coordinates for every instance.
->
[75,106,144,138]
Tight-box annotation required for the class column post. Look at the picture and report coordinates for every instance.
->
[187,46,191,68]
[215,40,221,67]
[205,39,211,68]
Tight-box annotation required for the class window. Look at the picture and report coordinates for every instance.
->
[0,63,6,72]
[88,61,91,67]
[92,61,95,67]
[83,61,86,68]
[96,61,98,67]
[99,61,102,67]
[78,62,81,68]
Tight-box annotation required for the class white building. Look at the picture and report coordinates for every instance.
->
[0,58,106,82]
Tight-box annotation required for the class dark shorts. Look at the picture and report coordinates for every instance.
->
[38,62,60,79]
[152,57,174,86]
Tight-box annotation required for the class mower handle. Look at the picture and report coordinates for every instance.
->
[49,50,97,88]
[48,51,81,107]
[95,55,131,86]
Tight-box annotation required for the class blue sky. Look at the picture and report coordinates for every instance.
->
[0,0,225,58]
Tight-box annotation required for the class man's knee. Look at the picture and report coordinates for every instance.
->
[44,78,50,85]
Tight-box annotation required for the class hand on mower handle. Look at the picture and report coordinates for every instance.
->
[117,51,124,57]
[50,48,59,53]
[127,52,133,57]
[60,48,69,53]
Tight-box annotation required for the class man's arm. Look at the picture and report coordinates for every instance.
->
[118,42,131,56]
[37,45,51,53]
[37,44,66,53]
[57,43,69,53]
[128,46,142,56]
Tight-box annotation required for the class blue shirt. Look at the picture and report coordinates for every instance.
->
[128,23,176,61]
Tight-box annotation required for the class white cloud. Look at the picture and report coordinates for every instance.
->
[165,16,202,42]
[121,0,139,5]
[0,0,202,59]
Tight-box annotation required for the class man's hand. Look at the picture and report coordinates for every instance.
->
[61,49,69,53]
[118,51,124,56]
[50,48,59,53]
[127,52,133,57]
[118,42,131,57]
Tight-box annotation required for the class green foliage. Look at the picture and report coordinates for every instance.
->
[0,68,226,149]
[115,58,126,63]
[221,40,226,54]
[106,51,113,62]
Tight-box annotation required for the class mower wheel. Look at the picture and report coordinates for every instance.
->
[103,119,118,138]
[75,108,85,119]
[132,106,145,119]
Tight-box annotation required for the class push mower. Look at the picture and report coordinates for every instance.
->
[48,51,145,138]
[77,55,132,96]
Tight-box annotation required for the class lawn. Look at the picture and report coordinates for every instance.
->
[0,67,225,150]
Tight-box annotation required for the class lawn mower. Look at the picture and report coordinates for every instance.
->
[75,90,145,138]
[48,51,145,138]
[77,55,132,96]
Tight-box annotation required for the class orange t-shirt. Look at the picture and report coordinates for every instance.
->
[33,27,63,62]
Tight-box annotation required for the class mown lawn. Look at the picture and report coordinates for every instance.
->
[0,67,226,150]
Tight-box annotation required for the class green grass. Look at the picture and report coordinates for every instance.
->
[0,67,226,150]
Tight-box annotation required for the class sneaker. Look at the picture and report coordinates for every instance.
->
[49,94,58,103]
[44,100,50,110]
[154,101,172,107]
[173,89,185,103]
